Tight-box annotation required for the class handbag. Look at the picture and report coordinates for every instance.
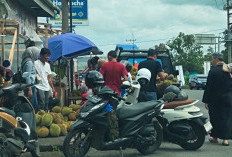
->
[36,74,42,84]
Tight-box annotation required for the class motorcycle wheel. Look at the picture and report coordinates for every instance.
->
[0,133,10,157]
[63,129,90,157]
[137,122,163,155]
[180,122,205,150]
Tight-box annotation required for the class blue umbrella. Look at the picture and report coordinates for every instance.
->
[47,33,98,61]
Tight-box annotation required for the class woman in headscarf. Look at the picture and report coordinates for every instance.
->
[21,46,40,112]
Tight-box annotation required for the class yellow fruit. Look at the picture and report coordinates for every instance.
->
[41,113,53,127]
[37,126,49,138]
[49,124,61,137]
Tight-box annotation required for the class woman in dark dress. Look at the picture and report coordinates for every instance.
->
[203,53,232,146]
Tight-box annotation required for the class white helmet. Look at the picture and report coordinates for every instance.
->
[136,68,151,82]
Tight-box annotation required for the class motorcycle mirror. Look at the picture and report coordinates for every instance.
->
[121,81,131,89]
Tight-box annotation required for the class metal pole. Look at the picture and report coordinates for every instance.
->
[218,37,220,53]
[227,0,231,63]
[70,0,74,92]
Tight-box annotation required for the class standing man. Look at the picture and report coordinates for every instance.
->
[100,50,128,95]
[138,49,168,100]
[203,53,232,146]
[35,48,55,111]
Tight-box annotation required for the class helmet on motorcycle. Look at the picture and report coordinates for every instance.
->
[175,91,188,101]
[164,85,181,96]
[136,68,151,82]
[85,70,104,89]
[120,60,132,72]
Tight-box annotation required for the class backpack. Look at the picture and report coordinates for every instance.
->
[12,71,25,84]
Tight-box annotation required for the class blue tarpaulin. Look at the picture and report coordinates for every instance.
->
[46,33,98,61]
[116,44,139,50]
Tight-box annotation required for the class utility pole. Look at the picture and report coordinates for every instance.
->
[126,33,136,50]
[62,0,69,33]
[69,0,74,92]
[226,0,232,63]
[126,33,136,65]
[218,36,221,53]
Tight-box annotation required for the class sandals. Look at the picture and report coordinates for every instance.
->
[222,141,229,146]
[209,138,218,143]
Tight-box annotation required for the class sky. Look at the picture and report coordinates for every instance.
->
[40,0,227,55]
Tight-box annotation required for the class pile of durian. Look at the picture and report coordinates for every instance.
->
[157,74,179,97]
[35,103,82,138]
[130,66,138,80]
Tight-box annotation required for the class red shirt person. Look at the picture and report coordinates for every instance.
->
[100,50,128,95]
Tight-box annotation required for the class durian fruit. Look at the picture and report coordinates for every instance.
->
[57,124,67,136]
[76,100,82,105]
[36,126,41,133]
[172,78,178,83]
[49,124,61,137]
[41,113,53,127]
[69,104,76,109]
[35,114,41,125]
[52,113,63,124]
[66,121,75,131]
[72,105,81,111]
[68,112,77,121]
[37,110,46,116]
[52,106,62,113]
[61,107,72,116]
[64,116,69,122]
[37,126,49,138]
[167,74,174,80]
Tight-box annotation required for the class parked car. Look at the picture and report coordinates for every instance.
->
[116,47,179,77]
[189,74,207,90]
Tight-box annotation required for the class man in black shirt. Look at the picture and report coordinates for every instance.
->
[138,49,168,100]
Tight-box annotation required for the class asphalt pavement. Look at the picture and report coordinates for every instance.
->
[22,89,231,157]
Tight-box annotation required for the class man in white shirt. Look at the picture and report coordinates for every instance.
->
[35,48,55,111]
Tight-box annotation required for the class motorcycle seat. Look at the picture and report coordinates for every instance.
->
[117,100,159,119]
[0,107,16,117]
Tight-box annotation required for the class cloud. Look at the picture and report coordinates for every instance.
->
[44,0,227,53]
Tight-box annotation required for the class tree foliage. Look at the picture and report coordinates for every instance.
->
[167,32,204,73]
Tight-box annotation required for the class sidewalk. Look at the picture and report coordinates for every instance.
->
[21,136,65,157]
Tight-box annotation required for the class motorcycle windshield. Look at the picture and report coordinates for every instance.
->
[80,99,108,119]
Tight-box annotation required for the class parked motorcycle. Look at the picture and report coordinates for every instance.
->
[158,85,212,150]
[63,71,164,157]
[120,68,212,151]
[0,82,39,157]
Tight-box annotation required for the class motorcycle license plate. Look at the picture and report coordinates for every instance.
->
[0,118,2,128]
[204,121,212,132]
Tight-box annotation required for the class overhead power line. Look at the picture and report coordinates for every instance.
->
[98,28,226,47]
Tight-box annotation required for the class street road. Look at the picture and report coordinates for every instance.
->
[23,89,231,157]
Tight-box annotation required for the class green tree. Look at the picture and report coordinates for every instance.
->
[154,43,168,51]
[204,46,214,62]
[167,32,204,73]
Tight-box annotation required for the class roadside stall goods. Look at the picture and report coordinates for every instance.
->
[35,101,82,138]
